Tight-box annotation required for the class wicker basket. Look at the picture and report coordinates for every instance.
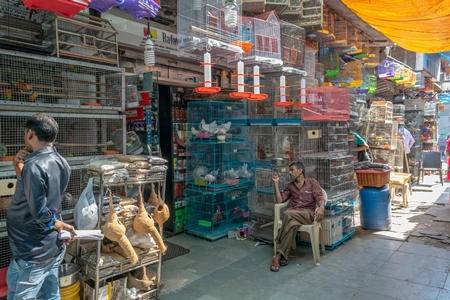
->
[355,169,391,187]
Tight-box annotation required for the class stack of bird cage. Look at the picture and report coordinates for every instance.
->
[274,126,301,163]
[304,41,316,81]
[298,122,356,202]
[247,75,276,123]
[369,99,393,124]
[228,10,282,68]
[301,86,351,121]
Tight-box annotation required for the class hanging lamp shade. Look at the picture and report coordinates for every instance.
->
[22,0,90,18]
[88,0,123,13]
[119,0,161,20]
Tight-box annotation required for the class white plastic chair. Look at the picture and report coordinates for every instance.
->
[273,188,327,265]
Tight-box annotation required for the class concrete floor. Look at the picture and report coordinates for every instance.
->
[159,174,450,300]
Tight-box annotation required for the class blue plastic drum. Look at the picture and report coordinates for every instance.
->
[359,186,391,230]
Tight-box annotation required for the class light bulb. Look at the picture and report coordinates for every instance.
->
[224,0,237,28]
[144,37,155,66]
[193,0,202,10]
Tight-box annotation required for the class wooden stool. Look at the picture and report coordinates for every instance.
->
[390,182,409,208]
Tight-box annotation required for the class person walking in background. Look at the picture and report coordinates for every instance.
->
[398,125,415,172]
[445,133,450,181]
[6,113,77,300]
[350,131,372,162]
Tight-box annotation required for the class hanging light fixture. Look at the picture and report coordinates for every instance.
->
[224,0,238,28]
[193,0,202,10]
[230,60,253,99]
[144,19,155,66]
[195,52,221,94]
[247,65,267,101]
[274,75,291,107]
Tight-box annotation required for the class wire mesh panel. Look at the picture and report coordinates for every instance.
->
[292,0,323,27]
[363,121,399,151]
[0,49,124,110]
[188,100,248,142]
[304,41,316,78]
[186,141,256,189]
[280,21,306,69]
[248,125,275,161]
[177,0,244,58]
[247,77,275,122]
[0,0,53,54]
[0,112,125,164]
[301,87,351,121]
[274,126,300,162]
[228,11,282,67]
[184,184,253,240]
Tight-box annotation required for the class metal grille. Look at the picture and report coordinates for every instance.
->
[0,112,125,163]
[248,125,275,161]
[0,49,124,109]
[299,122,350,158]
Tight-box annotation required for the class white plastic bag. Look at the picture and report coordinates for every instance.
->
[74,178,98,230]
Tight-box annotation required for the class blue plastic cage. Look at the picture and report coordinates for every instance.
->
[184,184,254,241]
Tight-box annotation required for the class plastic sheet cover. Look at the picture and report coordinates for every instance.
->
[342,0,450,53]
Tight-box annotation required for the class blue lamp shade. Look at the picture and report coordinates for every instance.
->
[119,0,161,20]
[22,0,90,18]
[88,0,124,13]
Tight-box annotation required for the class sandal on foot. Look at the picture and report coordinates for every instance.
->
[270,257,280,272]
[280,257,289,266]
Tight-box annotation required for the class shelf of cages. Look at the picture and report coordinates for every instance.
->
[300,197,355,249]
[0,112,126,167]
[408,145,421,166]
[363,121,399,151]
[184,184,253,241]
[177,0,244,58]
[301,87,351,121]
[248,125,275,162]
[186,141,256,190]
[188,100,248,142]
[404,99,425,111]
[227,11,282,67]
[392,138,404,172]
[298,121,350,159]
[0,49,124,112]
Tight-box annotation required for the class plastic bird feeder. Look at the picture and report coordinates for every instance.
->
[195,53,221,95]
[274,75,291,106]
[88,0,123,13]
[229,60,253,99]
[23,0,90,18]
[247,65,267,101]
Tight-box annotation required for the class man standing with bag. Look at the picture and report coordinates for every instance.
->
[7,113,77,300]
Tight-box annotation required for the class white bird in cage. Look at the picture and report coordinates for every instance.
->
[191,127,200,136]
[282,136,292,152]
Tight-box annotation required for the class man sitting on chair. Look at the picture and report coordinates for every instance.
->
[270,161,325,272]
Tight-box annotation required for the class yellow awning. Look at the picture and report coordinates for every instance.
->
[342,0,450,53]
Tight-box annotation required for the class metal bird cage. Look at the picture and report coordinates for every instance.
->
[248,125,276,162]
[301,86,351,121]
[280,20,306,69]
[228,11,282,67]
[304,41,316,78]
[177,0,244,58]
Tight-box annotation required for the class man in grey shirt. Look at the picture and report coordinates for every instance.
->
[6,113,77,300]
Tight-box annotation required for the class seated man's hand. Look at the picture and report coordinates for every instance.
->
[272,173,279,184]
[314,206,325,222]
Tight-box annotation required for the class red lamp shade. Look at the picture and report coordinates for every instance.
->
[23,0,90,18]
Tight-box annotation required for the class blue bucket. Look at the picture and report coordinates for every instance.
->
[359,186,391,230]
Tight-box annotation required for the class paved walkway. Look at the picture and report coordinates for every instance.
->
[160,174,450,300]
